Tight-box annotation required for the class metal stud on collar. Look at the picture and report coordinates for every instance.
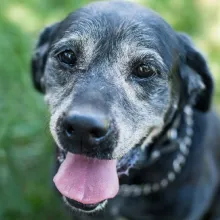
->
[118,105,194,197]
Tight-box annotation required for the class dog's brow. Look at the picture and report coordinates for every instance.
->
[51,35,82,51]
[136,49,166,70]
[51,34,167,72]
[121,43,168,72]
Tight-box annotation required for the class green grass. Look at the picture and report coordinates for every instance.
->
[0,0,219,219]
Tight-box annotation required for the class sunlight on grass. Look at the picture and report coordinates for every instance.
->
[195,0,220,88]
[6,3,42,33]
[128,0,145,4]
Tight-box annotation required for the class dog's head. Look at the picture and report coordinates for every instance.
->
[31,1,213,214]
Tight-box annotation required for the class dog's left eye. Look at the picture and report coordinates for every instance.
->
[133,64,156,78]
[57,50,76,66]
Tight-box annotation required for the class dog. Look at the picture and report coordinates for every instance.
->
[31,1,220,219]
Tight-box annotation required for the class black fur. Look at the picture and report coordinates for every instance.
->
[31,1,220,219]
[31,23,59,93]
[178,33,213,112]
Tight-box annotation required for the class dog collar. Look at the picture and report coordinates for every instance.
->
[118,105,194,197]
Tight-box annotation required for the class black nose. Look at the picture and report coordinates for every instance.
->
[63,111,109,141]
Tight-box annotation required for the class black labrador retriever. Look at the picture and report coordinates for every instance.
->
[31,1,220,219]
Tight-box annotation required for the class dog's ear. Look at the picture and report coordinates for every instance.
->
[177,33,213,112]
[31,23,59,93]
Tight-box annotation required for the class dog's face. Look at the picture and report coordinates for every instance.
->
[31,0,212,214]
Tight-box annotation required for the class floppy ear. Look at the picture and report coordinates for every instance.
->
[178,33,213,112]
[31,23,59,93]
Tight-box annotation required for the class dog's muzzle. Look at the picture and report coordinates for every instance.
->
[54,108,143,211]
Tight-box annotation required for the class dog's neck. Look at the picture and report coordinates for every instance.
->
[118,105,194,196]
[117,107,218,219]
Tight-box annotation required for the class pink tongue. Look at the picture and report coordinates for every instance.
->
[53,153,119,204]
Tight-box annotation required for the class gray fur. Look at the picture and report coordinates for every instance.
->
[31,1,218,219]
[42,1,176,160]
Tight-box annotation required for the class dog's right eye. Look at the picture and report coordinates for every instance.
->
[57,50,76,66]
[133,64,157,79]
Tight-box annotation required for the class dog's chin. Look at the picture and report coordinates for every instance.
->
[63,196,108,214]
[55,145,143,213]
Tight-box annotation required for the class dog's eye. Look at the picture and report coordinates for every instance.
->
[134,64,156,78]
[57,50,76,66]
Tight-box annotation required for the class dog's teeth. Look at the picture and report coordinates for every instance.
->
[58,155,65,163]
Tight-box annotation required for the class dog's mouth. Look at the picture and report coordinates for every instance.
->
[63,196,107,213]
[53,146,142,212]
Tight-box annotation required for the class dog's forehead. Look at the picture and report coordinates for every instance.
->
[55,1,176,45]
[51,1,179,70]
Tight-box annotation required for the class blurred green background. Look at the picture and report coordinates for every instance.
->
[0,0,219,219]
